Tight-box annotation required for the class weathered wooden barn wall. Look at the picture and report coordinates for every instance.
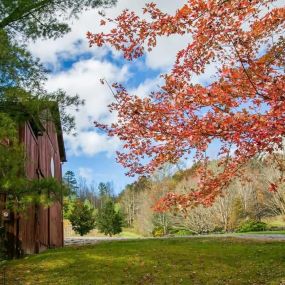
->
[0,118,65,256]
[38,121,63,250]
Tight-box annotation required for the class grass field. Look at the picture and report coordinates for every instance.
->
[2,238,285,285]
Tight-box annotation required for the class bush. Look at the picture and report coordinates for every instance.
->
[236,220,267,233]
[69,200,96,236]
[169,228,195,236]
[152,227,165,237]
[96,201,123,237]
[267,226,285,231]
[212,227,225,233]
[174,229,195,236]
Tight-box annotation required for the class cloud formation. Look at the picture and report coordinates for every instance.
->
[46,57,127,156]
[28,0,189,158]
[78,167,94,183]
[65,131,120,157]
[29,0,187,70]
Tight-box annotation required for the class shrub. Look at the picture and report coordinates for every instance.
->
[174,229,195,236]
[96,201,123,237]
[152,227,165,237]
[212,227,225,233]
[236,220,267,233]
[69,200,96,236]
[169,228,195,236]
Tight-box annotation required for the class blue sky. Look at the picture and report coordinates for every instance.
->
[26,0,191,194]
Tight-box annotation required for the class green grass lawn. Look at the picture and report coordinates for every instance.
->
[2,238,285,285]
[117,230,143,238]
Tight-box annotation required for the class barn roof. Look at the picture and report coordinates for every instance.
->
[0,100,67,162]
[52,105,67,163]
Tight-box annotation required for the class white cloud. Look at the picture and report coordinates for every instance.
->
[28,0,187,70]
[78,167,94,182]
[46,57,127,156]
[109,0,189,71]
[111,0,188,70]
[46,57,129,128]
[130,75,163,98]
[145,34,189,70]
[191,62,219,86]
[65,131,120,157]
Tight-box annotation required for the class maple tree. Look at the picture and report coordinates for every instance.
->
[88,1,285,211]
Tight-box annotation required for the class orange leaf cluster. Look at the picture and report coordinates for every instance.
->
[88,1,285,210]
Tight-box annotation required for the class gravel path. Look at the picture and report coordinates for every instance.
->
[228,233,285,241]
[64,234,285,246]
[64,236,134,246]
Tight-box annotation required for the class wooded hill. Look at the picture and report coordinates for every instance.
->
[118,157,285,236]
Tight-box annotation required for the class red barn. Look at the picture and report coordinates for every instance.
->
[0,111,66,257]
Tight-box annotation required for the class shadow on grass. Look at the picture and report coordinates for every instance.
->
[3,238,285,285]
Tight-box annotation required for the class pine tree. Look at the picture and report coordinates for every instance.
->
[96,201,123,237]
[69,200,96,236]
[98,182,113,208]
[63,170,78,194]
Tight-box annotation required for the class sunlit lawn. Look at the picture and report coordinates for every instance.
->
[3,238,285,285]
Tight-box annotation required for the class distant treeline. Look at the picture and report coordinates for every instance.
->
[118,157,285,236]
[63,156,285,237]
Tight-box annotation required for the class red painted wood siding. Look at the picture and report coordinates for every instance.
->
[0,119,64,255]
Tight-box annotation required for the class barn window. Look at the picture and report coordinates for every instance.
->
[50,157,55,177]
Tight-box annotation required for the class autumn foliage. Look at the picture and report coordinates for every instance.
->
[88,1,285,210]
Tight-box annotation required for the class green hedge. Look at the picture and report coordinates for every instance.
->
[237,220,267,233]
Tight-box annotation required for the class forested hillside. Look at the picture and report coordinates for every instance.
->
[118,157,285,236]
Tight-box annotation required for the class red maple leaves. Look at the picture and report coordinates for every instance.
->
[88,1,285,210]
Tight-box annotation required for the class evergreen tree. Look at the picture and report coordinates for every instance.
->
[98,182,114,208]
[63,170,78,194]
[98,182,113,197]
[96,201,123,237]
[69,200,96,236]
[0,1,116,40]
[98,182,108,197]
[62,171,78,219]
[0,0,117,210]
